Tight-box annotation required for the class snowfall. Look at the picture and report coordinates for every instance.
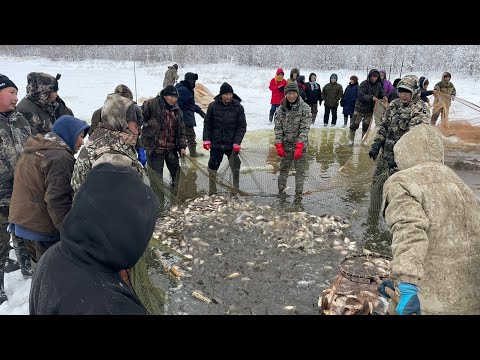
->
[1,55,479,315]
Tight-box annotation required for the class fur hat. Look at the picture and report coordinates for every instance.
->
[184,72,198,81]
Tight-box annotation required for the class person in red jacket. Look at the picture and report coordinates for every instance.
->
[268,68,287,124]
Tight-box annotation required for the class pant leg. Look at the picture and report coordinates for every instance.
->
[323,106,331,125]
[362,113,373,132]
[208,147,225,171]
[331,106,338,126]
[270,104,278,119]
[349,111,362,131]
[185,127,197,147]
[164,149,180,188]
[310,104,318,123]
[294,151,307,194]
[148,151,166,178]
[431,109,441,125]
[0,207,10,269]
[278,147,294,192]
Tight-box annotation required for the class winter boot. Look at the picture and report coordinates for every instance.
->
[14,246,33,278]
[188,145,204,157]
[269,113,274,124]
[208,169,218,196]
[0,266,7,305]
[343,116,348,127]
[4,257,20,273]
[348,129,356,146]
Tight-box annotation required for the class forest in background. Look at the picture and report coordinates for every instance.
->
[2,45,479,77]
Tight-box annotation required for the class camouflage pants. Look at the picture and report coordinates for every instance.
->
[185,126,197,147]
[350,111,372,132]
[310,104,318,122]
[278,147,307,194]
[431,109,447,126]
[369,157,390,222]
[0,207,10,267]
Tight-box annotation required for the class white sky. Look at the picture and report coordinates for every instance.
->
[1,56,479,315]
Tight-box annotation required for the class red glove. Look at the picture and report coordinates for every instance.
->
[293,142,305,160]
[233,144,241,152]
[275,143,286,157]
[203,141,211,151]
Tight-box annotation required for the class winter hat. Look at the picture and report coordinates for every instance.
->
[161,85,179,97]
[173,64,178,70]
[392,78,401,88]
[442,72,451,79]
[52,115,90,152]
[184,72,198,81]
[350,75,359,83]
[0,74,18,91]
[330,74,338,81]
[219,82,234,96]
[284,82,299,94]
[27,72,58,93]
[114,84,133,100]
[397,75,419,94]
[276,68,285,76]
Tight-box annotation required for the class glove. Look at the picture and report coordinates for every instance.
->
[369,142,381,160]
[137,147,147,167]
[378,279,395,298]
[232,144,241,152]
[278,86,285,93]
[199,110,206,118]
[293,142,305,160]
[451,95,455,101]
[275,143,286,157]
[203,140,211,151]
[397,283,421,315]
[387,160,397,169]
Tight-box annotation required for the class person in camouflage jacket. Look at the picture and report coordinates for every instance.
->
[274,82,312,195]
[16,72,73,134]
[368,75,430,219]
[0,74,35,304]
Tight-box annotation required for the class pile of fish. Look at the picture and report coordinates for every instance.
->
[319,250,391,315]
[150,194,359,308]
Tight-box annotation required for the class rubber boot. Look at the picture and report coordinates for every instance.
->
[14,247,33,279]
[188,145,204,157]
[208,169,218,196]
[0,266,7,305]
[232,169,240,189]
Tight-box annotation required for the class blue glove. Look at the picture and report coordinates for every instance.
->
[378,278,395,298]
[137,147,147,167]
[397,282,421,315]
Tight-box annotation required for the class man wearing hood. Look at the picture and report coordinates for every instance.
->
[274,82,312,196]
[163,64,179,88]
[16,72,73,134]
[30,163,158,315]
[8,115,89,267]
[431,72,456,126]
[0,74,35,304]
[71,87,148,192]
[378,124,480,315]
[368,75,430,219]
[203,82,246,194]
[175,72,206,157]
[322,74,343,127]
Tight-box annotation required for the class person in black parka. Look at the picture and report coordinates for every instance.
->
[29,163,158,315]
